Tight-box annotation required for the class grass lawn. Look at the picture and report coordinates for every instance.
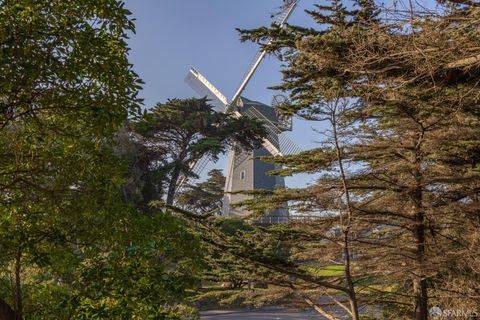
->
[305,265,345,277]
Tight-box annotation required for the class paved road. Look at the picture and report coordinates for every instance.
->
[201,308,325,319]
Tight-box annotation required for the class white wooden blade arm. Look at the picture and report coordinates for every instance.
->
[230,0,299,106]
[185,68,228,113]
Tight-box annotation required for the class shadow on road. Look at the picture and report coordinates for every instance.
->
[200,308,325,319]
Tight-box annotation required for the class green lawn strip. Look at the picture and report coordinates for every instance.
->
[304,264,346,277]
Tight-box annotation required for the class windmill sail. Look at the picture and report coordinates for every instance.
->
[185,69,292,157]
[238,100,301,156]
[185,68,228,113]
[180,1,302,218]
[230,0,298,105]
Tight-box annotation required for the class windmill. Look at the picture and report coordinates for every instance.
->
[183,1,301,221]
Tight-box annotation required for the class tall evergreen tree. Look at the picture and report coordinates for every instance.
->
[129,97,265,206]
[233,1,480,319]
[177,169,225,214]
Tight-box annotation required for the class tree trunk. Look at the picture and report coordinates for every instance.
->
[14,250,22,320]
[343,231,360,320]
[0,298,14,320]
[304,298,339,320]
[331,102,360,320]
[413,208,428,320]
[412,145,428,320]
[413,275,428,320]
[166,167,181,206]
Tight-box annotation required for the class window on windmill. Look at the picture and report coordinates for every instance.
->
[240,170,246,180]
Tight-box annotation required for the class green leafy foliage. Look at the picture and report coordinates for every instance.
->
[70,214,201,320]
[0,1,205,319]
[126,97,266,205]
[177,169,225,214]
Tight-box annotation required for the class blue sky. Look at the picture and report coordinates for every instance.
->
[124,1,319,106]
[124,0,322,188]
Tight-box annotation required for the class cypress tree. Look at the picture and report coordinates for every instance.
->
[236,1,480,318]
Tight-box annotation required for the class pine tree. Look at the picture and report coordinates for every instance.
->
[177,169,225,214]
[235,1,480,319]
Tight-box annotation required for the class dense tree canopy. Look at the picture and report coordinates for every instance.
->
[125,97,266,206]
[184,1,480,320]
[177,169,225,214]
[0,1,203,319]
[1,0,479,319]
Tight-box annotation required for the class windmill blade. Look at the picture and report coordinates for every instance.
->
[230,0,298,106]
[185,68,228,113]
[240,106,301,156]
[222,146,235,213]
[177,68,229,191]
[176,155,211,192]
[278,132,302,155]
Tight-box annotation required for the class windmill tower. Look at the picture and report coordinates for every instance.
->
[184,1,301,222]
